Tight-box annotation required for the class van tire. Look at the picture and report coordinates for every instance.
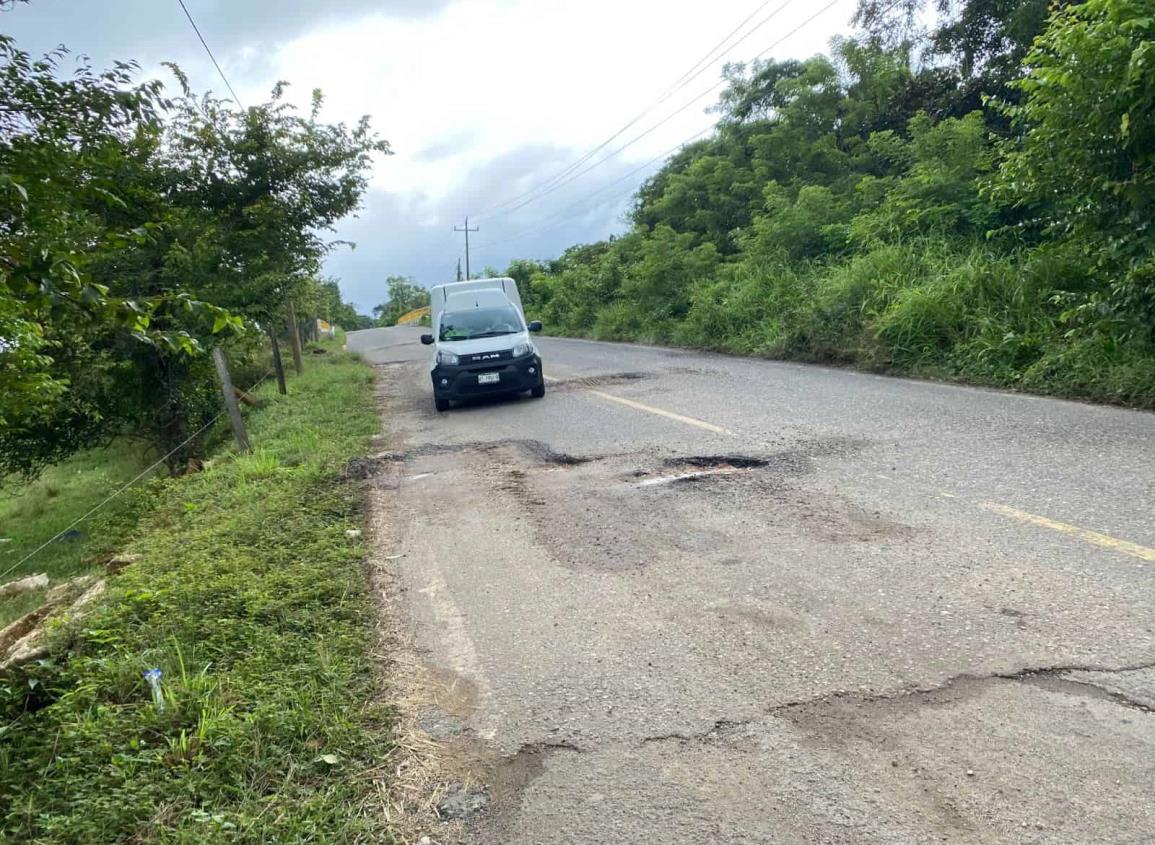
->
[530,381,546,399]
[434,395,450,412]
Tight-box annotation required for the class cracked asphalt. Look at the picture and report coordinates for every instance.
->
[348,326,1155,844]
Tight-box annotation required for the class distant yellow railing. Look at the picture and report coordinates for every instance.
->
[395,306,430,326]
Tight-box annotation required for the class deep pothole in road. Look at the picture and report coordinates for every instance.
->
[669,455,770,470]
[628,455,774,488]
[352,439,596,475]
[547,371,649,390]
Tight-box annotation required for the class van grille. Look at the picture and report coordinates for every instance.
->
[462,350,512,365]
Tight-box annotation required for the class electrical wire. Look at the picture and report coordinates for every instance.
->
[487,0,842,223]
[176,0,244,106]
[473,0,844,257]
[476,127,712,251]
[0,368,275,583]
[472,0,791,221]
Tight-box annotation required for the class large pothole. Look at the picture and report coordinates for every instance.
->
[548,372,649,390]
[666,455,771,470]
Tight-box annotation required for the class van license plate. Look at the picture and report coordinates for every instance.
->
[478,373,500,385]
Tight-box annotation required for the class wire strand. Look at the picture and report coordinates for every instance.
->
[472,0,788,221]
[484,0,841,225]
[476,127,713,252]
[0,368,275,583]
[176,0,244,107]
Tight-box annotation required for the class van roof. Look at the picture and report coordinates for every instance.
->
[444,289,509,310]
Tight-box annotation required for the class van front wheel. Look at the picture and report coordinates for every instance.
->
[434,395,450,412]
[530,381,545,399]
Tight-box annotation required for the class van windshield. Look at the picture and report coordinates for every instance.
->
[439,306,524,342]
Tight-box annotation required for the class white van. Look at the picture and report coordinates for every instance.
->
[420,278,545,412]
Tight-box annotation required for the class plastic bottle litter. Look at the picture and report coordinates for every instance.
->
[144,668,165,712]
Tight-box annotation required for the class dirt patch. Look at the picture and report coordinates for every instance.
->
[548,372,649,390]
[786,489,914,543]
[487,742,581,808]
[377,439,594,468]
[341,455,389,480]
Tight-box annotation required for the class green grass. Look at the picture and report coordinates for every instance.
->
[0,350,393,844]
[0,445,160,627]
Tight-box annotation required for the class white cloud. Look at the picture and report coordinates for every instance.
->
[264,0,856,203]
[254,0,859,307]
[3,0,859,310]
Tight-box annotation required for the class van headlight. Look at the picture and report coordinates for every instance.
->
[512,341,535,358]
[437,349,460,366]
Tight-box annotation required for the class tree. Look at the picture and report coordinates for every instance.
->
[852,0,1061,122]
[311,279,373,330]
[0,40,389,478]
[0,38,235,478]
[992,0,1155,339]
[373,276,429,326]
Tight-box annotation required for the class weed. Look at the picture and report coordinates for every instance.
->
[0,351,392,843]
[0,445,161,627]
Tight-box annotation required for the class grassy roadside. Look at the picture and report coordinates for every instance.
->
[0,445,161,628]
[528,239,1155,409]
[0,349,392,843]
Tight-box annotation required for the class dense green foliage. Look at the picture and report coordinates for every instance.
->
[1,36,386,479]
[373,276,431,326]
[0,350,391,843]
[315,280,376,331]
[511,0,1155,405]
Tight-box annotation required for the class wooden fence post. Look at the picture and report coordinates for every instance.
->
[286,300,304,375]
[212,347,251,453]
[269,330,288,395]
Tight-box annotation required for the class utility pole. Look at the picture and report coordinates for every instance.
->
[269,329,287,395]
[212,347,251,453]
[456,257,463,282]
[454,217,479,280]
[285,300,304,375]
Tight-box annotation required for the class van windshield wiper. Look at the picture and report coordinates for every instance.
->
[469,330,517,339]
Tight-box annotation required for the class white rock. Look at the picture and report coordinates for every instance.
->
[0,573,49,599]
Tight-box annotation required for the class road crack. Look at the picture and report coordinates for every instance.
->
[639,658,1155,748]
[769,658,1155,716]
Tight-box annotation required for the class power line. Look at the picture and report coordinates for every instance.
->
[454,217,479,280]
[176,0,244,106]
[473,0,797,222]
[664,0,779,93]
[482,0,842,224]
[478,167,664,257]
[0,368,275,583]
[474,0,844,259]
[476,127,712,252]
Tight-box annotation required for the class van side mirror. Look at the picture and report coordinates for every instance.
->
[527,320,543,333]
[420,333,434,345]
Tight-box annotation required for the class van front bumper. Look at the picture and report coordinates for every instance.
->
[432,354,543,400]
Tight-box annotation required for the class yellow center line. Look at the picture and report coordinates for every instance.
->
[980,502,1155,562]
[588,390,734,436]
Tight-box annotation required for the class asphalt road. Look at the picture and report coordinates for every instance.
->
[348,326,1155,844]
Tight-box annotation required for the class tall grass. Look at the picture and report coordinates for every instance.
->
[0,445,161,627]
[547,237,1155,407]
[0,351,391,843]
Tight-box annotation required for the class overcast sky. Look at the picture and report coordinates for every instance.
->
[2,0,858,312]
